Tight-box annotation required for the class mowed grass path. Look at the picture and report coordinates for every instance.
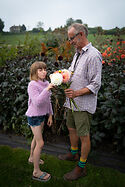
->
[0,145,124,187]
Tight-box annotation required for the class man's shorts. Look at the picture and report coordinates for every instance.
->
[27,115,45,127]
[66,109,92,137]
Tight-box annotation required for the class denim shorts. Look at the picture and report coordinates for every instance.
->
[27,116,46,127]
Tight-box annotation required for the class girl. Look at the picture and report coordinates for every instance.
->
[26,61,54,182]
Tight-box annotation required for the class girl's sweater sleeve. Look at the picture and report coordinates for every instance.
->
[28,82,50,106]
[48,100,53,115]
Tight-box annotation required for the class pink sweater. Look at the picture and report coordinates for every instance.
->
[25,80,53,117]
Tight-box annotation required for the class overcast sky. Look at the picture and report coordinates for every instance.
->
[0,0,125,31]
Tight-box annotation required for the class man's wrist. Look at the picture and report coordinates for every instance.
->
[74,88,91,97]
[74,90,80,97]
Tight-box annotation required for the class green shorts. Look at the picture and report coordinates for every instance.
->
[66,109,92,137]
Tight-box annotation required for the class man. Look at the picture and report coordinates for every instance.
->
[58,23,102,181]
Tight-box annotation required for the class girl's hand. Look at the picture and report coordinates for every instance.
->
[47,83,54,91]
[47,115,53,127]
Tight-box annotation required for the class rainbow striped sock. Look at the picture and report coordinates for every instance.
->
[78,157,87,168]
[71,146,78,155]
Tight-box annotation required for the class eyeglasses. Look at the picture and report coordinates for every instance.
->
[68,32,80,42]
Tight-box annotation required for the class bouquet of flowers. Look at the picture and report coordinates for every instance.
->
[50,69,80,112]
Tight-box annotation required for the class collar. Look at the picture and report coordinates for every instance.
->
[76,42,91,55]
[82,42,91,52]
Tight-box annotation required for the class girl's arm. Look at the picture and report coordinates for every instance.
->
[28,83,50,106]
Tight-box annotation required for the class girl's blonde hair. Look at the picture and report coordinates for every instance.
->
[30,61,47,81]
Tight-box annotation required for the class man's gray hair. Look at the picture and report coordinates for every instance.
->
[68,23,88,37]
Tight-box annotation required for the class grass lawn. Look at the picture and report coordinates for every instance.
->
[0,145,124,187]
[0,32,45,45]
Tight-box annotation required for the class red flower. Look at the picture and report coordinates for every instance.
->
[117,42,120,45]
[102,60,105,64]
[102,52,107,57]
[108,53,112,57]
[121,54,125,59]
[116,55,120,60]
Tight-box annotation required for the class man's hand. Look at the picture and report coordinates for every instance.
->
[65,89,76,99]
[65,88,92,98]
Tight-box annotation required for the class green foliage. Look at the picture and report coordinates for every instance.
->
[21,24,26,32]
[88,26,125,35]
[66,18,74,27]
[91,59,125,152]
[0,18,4,32]
[0,58,30,132]
[65,18,83,27]
[0,32,42,65]
[0,146,125,187]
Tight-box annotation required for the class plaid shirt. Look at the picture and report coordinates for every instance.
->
[64,42,102,114]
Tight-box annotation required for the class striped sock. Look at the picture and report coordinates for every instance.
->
[71,146,78,155]
[78,157,87,168]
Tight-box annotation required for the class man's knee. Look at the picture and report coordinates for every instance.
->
[68,128,77,135]
[80,134,90,142]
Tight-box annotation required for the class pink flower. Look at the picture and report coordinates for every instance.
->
[61,69,70,83]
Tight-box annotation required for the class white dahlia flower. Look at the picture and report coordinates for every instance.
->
[50,73,63,86]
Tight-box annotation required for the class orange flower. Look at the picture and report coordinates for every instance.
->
[54,69,70,83]
[102,60,105,64]
[41,43,47,53]
[122,41,125,44]
[107,47,111,51]
[117,42,120,45]
[121,54,125,59]
[102,52,107,57]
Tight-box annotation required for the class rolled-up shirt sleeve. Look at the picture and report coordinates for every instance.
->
[86,55,102,95]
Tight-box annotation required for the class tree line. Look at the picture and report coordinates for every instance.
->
[0,17,125,35]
